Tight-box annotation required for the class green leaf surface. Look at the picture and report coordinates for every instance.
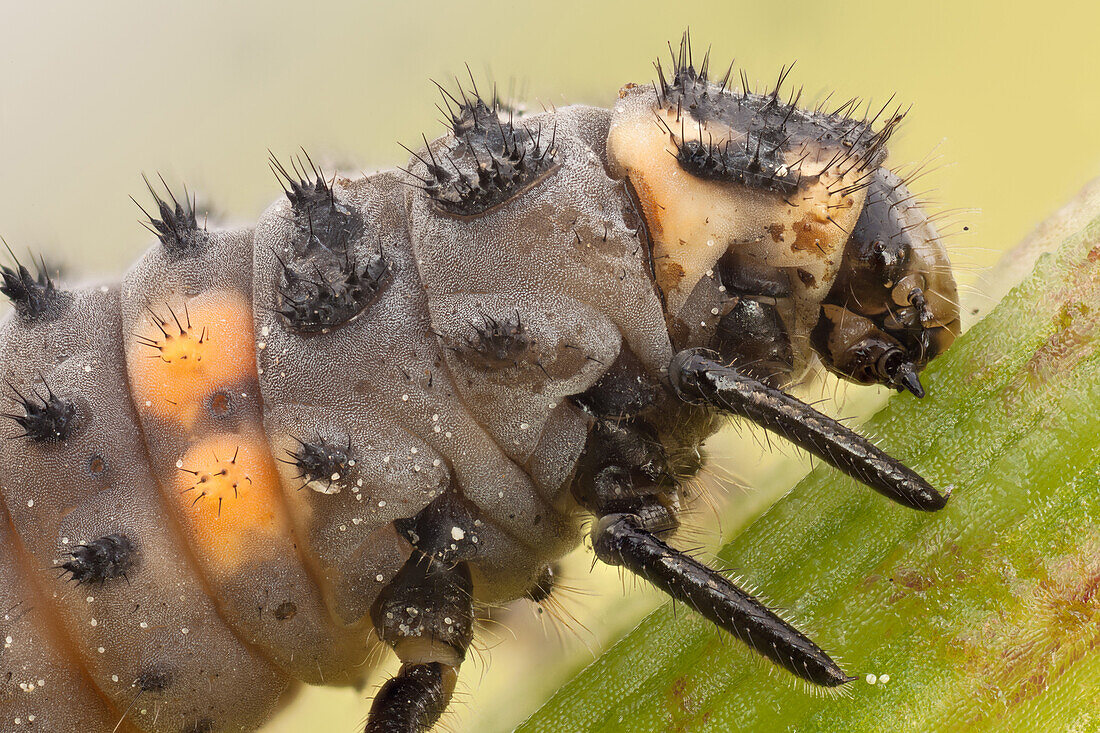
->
[519,218,1100,732]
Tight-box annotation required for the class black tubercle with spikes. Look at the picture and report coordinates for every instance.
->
[454,310,530,369]
[282,436,355,493]
[3,380,77,442]
[133,175,208,255]
[675,137,799,195]
[275,247,388,333]
[0,247,69,320]
[406,76,560,218]
[60,534,136,585]
[271,151,361,255]
[271,151,390,333]
[656,31,905,190]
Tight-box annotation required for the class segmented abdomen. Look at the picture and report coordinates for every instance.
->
[0,103,669,731]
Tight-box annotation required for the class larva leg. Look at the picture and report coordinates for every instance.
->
[668,348,948,511]
[366,663,454,733]
[367,555,472,732]
[592,506,853,687]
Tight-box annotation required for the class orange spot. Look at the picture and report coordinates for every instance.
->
[790,214,825,254]
[657,260,686,291]
[172,434,286,571]
[129,290,256,428]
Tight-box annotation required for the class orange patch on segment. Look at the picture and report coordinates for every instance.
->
[630,175,665,239]
[129,290,257,428]
[657,260,686,291]
[172,434,286,571]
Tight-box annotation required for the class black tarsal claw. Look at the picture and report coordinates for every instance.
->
[908,286,935,323]
[894,362,925,398]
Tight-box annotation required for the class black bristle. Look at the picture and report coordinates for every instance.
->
[60,534,136,585]
[0,245,68,320]
[133,174,207,254]
[408,76,559,218]
[283,436,354,492]
[3,380,77,442]
[455,310,530,369]
[183,720,216,733]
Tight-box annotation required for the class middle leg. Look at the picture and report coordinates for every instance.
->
[576,419,854,688]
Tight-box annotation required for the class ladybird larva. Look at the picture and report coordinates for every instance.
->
[0,31,958,732]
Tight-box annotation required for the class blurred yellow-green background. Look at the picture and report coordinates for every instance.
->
[2,1,1098,731]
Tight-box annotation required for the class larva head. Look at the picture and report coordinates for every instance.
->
[609,34,958,391]
[811,166,960,395]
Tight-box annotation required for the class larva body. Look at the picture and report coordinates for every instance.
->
[0,36,959,732]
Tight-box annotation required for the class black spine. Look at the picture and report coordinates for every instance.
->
[0,250,68,320]
[365,663,449,733]
[593,512,853,687]
[670,349,948,510]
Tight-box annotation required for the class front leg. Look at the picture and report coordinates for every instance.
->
[669,348,948,511]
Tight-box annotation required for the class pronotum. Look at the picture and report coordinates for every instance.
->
[0,33,959,732]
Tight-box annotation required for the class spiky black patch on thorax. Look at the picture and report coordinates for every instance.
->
[0,250,69,320]
[655,33,904,193]
[134,175,208,255]
[408,81,560,218]
[3,381,77,442]
[61,534,136,584]
[271,152,389,333]
[675,137,800,195]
